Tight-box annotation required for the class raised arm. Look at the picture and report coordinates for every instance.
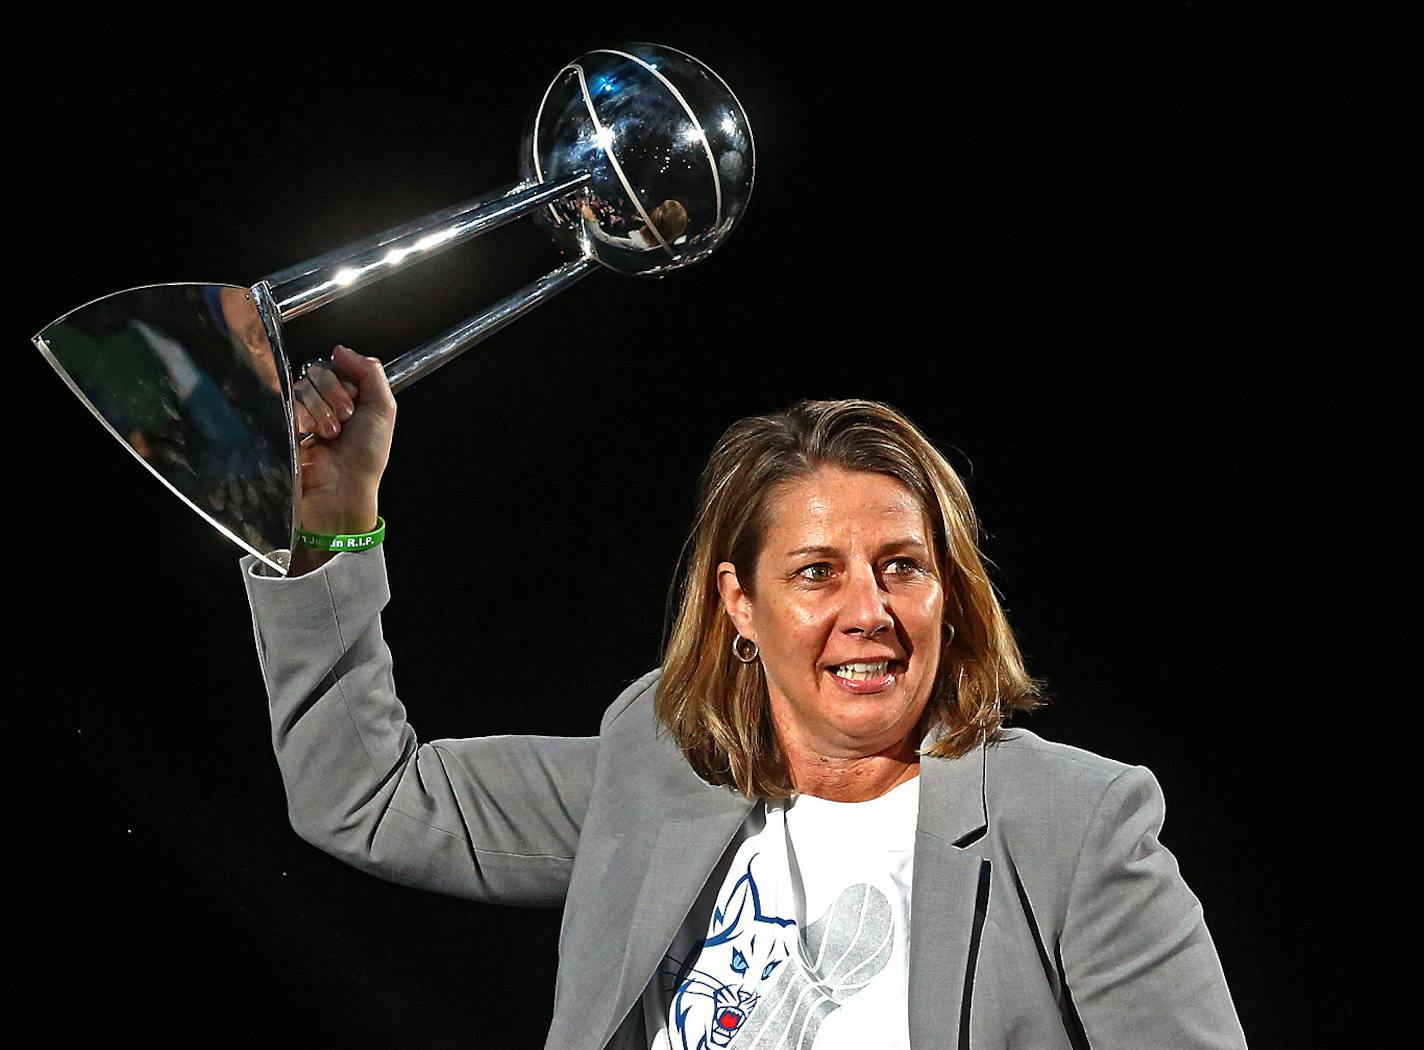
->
[242,344,618,905]
[242,545,615,906]
[1058,765,1248,1048]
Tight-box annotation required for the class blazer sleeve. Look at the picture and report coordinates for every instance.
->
[240,545,620,908]
[1058,765,1248,1049]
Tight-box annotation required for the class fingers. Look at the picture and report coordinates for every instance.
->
[293,345,394,440]
[294,397,316,435]
[308,361,356,422]
[295,368,342,439]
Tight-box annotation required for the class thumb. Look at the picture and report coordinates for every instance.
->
[332,344,395,413]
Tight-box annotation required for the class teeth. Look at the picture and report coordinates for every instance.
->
[833,660,890,681]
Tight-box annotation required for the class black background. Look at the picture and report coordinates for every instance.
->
[16,7,1390,1047]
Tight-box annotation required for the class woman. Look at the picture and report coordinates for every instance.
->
[242,346,1247,1049]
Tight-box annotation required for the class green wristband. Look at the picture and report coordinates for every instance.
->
[294,516,386,552]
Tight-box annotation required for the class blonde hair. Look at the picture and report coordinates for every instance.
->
[657,399,1044,799]
[648,199,689,241]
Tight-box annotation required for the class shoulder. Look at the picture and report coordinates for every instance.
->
[598,667,663,734]
[982,726,1158,830]
[592,668,706,789]
[974,729,1172,920]
[987,726,1134,783]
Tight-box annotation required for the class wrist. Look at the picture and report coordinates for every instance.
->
[288,545,336,577]
[298,500,379,537]
[287,512,384,576]
[295,515,385,553]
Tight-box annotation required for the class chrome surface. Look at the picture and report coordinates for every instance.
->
[260,181,532,292]
[33,42,753,573]
[385,256,597,393]
[521,42,755,275]
[33,284,295,571]
[249,278,302,551]
[265,171,592,321]
[288,256,597,445]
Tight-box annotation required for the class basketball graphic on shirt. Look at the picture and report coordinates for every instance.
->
[734,882,894,1049]
[664,859,892,1050]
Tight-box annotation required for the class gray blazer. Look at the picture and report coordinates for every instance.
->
[241,546,1247,1049]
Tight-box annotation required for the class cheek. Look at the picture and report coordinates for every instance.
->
[753,600,834,666]
[907,590,945,652]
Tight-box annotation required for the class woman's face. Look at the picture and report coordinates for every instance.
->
[717,467,945,763]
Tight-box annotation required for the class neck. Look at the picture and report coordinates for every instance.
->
[781,736,921,802]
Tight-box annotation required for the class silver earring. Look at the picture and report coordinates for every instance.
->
[731,633,760,663]
[946,623,956,646]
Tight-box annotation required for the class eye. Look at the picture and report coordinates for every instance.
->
[795,563,833,582]
[761,959,781,980]
[884,556,926,578]
[731,948,747,974]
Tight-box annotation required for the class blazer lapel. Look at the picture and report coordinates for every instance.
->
[588,743,755,1050]
[618,790,754,1002]
[909,737,991,1050]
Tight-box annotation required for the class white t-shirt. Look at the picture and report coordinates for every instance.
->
[644,776,919,1050]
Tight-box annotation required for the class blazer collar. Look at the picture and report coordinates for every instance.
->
[916,728,990,846]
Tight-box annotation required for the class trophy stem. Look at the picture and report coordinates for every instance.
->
[385,256,597,393]
[263,171,593,322]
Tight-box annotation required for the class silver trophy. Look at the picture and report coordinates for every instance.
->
[32,43,754,573]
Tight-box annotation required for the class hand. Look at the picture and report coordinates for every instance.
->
[292,345,396,543]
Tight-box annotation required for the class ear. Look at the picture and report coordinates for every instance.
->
[710,868,755,936]
[716,561,756,642]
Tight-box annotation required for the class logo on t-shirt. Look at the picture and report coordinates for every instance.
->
[667,853,796,1049]
[665,855,893,1049]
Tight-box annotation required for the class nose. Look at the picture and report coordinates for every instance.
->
[842,559,894,638]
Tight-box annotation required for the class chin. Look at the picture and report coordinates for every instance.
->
[770,672,931,754]
[823,704,927,754]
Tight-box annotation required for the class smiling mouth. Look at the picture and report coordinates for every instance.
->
[829,659,894,681]
[826,659,904,692]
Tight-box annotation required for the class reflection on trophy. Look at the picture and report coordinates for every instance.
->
[32,43,754,573]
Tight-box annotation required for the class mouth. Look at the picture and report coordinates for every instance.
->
[711,1007,746,1044]
[825,658,903,694]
